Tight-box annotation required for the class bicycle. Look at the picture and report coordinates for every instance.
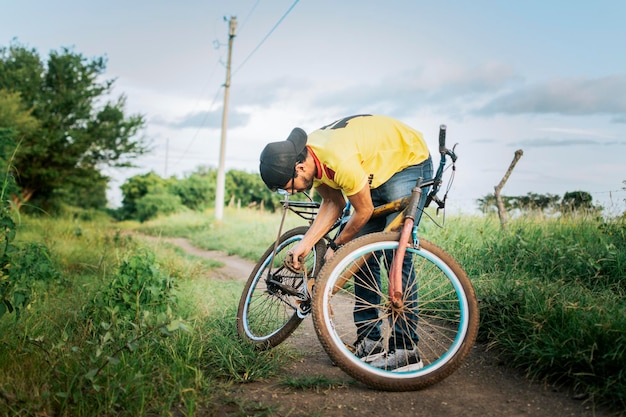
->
[236,199,348,347]
[237,125,479,391]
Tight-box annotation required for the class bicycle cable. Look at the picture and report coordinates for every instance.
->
[421,143,458,229]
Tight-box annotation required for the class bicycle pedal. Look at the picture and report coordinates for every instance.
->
[295,299,311,318]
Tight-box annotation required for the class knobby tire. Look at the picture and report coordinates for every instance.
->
[312,231,479,391]
[237,226,325,349]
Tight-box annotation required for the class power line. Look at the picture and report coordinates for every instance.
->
[164,1,301,171]
[237,0,260,33]
[172,86,223,167]
[170,0,265,166]
[232,0,301,77]
[590,189,625,194]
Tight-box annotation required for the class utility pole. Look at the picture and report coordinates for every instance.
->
[215,16,237,221]
[164,137,169,177]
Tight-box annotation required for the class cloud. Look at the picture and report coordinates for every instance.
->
[513,137,600,148]
[232,76,315,107]
[145,75,313,131]
[511,137,626,148]
[537,127,616,139]
[419,61,521,100]
[151,108,250,129]
[476,75,626,120]
[473,138,498,144]
[308,61,521,118]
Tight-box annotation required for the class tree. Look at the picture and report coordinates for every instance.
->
[118,172,166,220]
[478,191,598,215]
[0,90,40,204]
[53,170,109,210]
[0,40,149,211]
[0,90,39,136]
[135,188,183,222]
[560,191,596,213]
[226,169,276,209]
[172,166,216,211]
[510,192,560,212]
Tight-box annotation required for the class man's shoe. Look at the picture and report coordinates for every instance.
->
[353,338,385,362]
[369,346,424,371]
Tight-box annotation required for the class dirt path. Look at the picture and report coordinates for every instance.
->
[141,235,615,417]
[146,236,255,281]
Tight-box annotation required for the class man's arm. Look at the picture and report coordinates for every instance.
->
[331,183,373,247]
[288,182,374,268]
[288,183,346,268]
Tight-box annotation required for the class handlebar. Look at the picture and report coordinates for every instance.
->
[438,124,447,154]
[438,124,458,163]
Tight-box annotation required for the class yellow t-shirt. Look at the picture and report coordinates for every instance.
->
[308,115,430,196]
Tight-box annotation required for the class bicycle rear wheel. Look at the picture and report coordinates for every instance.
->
[312,231,479,391]
[237,226,325,349]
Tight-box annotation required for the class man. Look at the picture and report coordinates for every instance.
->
[259,114,432,370]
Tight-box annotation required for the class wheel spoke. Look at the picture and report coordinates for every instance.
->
[313,232,479,391]
[237,226,325,349]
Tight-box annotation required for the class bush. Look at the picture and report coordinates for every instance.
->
[441,214,626,410]
[0,208,64,320]
[85,247,178,327]
[135,189,184,222]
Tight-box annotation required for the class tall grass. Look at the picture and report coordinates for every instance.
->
[136,207,310,260]
[1,207,624,414]
[0,210,289,416]
[134,208,626,411]
[137,207,626,411]
[432,213,625,410]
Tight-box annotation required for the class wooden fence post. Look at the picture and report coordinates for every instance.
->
[494,149,524,229]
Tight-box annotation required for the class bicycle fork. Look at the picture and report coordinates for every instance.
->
[388,178,423,309]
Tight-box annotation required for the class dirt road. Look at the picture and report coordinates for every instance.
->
[142,235,616,417]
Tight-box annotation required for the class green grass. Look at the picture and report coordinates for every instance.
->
[1,206,624,415]
[430,212,626,410]
[135,207,310,260]
[0,209,290,416]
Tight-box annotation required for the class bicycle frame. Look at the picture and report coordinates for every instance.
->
[388,178,423,308]
[386,125,456,307]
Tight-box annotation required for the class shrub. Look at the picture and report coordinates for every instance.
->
[135,189,184,222]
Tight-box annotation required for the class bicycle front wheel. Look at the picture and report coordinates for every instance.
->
[312,231,479,391]
[237,226,325,349]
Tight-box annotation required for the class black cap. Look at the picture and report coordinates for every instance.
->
[259,127,307,190]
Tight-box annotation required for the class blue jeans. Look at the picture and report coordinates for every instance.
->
[353,156,433,350]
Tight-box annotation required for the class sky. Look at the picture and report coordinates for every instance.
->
[2,0,625,215]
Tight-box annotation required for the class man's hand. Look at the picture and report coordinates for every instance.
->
[323,247,336,263]
[287,242,309,272]
[284,251,305,273]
